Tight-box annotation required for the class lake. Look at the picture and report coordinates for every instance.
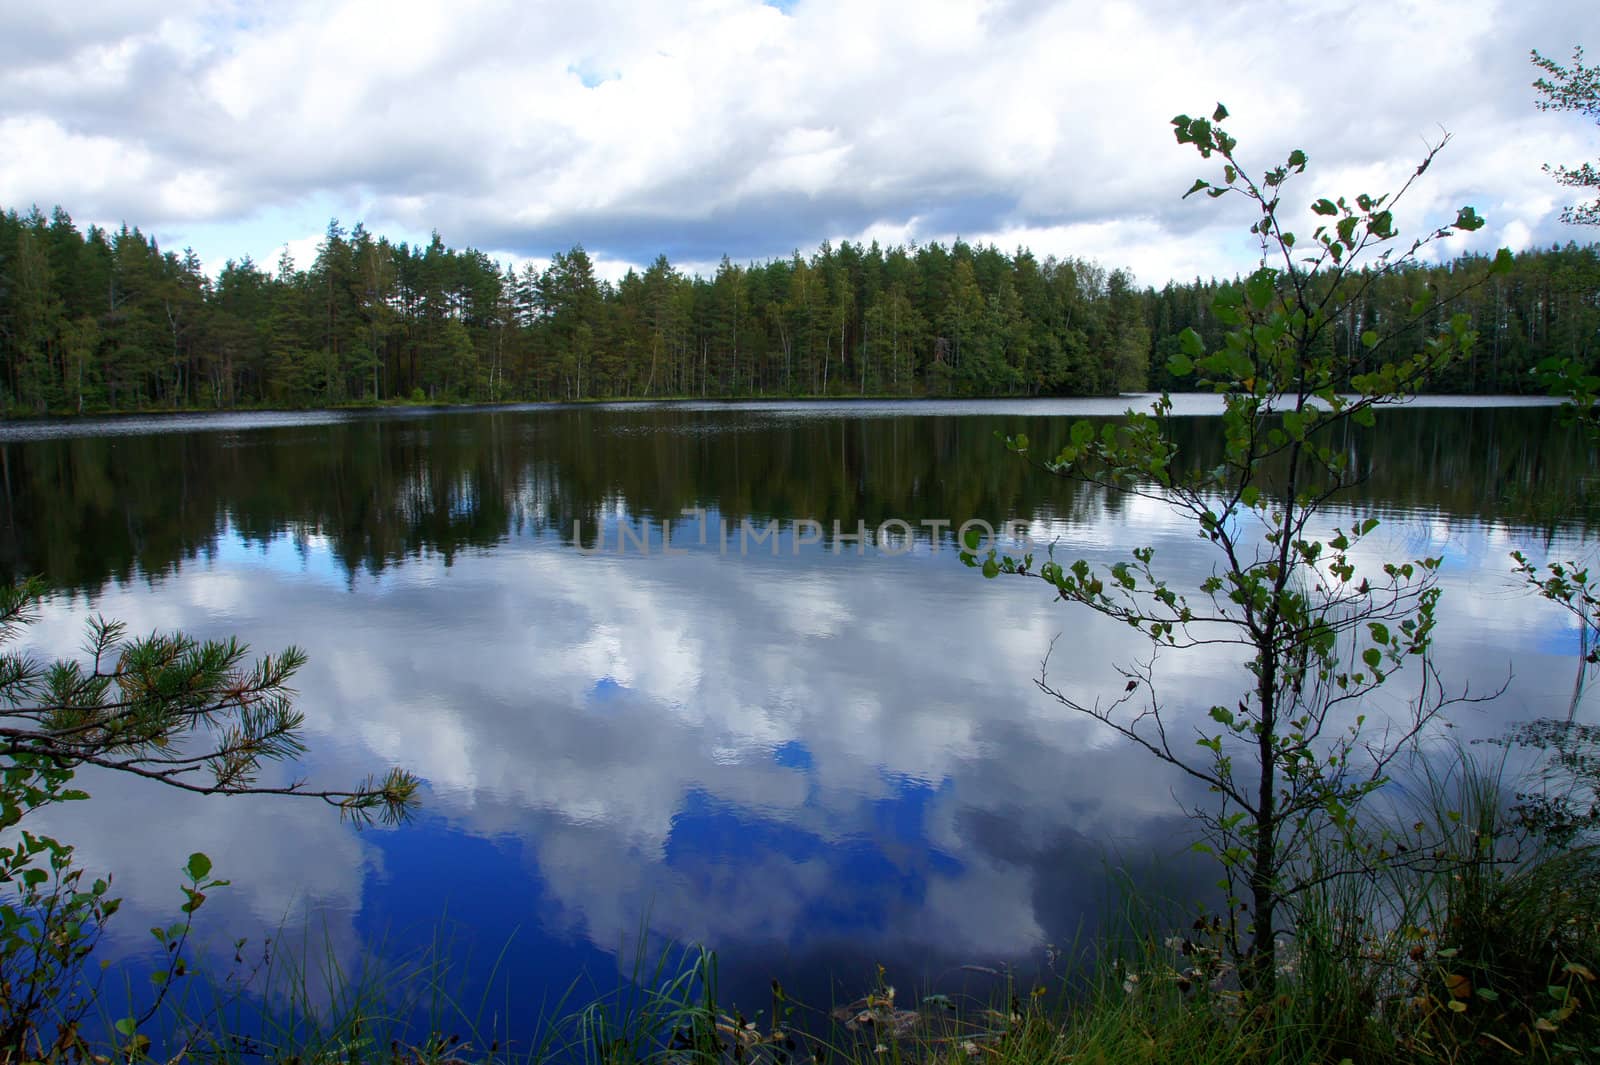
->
[0,395,1593,1041]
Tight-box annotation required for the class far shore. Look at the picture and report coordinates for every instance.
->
[0,388,1560,430]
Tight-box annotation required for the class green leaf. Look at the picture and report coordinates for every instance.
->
[981,559,999,579]
[1070,420,1095,447]
[186,852,213,881]
[1362,648,1382,669]
[1361,330,1380,349]
[1166,352,1194,377]
[1240,486,1260,508]
[1369,622,1389,644]
[115,1017,137,1037]
[1454,205,1485,232]
[1312,198,1337,216]
[1212,102,1228,122]
[1245,271,1275,310]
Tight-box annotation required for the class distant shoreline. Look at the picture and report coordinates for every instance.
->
[0,389,1561,429]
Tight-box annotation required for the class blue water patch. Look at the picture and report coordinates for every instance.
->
[354,817,624,1035]
[1533,622,1588,657]
[589,676,628,704]
[210,525,352,590]
[773,740,813,771]
[103,816,629,1057]
[664,781,966,938]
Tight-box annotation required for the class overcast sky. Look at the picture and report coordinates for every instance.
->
[1,0,1595,286]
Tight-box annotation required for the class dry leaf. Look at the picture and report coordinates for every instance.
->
[1562,962,1596,983]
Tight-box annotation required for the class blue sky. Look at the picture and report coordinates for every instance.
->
[1,0,1595,284]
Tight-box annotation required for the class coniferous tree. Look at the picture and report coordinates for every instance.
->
[0,203,1596,414]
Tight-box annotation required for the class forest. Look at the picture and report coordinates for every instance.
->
[0,203,1597,413]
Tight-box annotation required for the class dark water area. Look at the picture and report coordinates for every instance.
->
[0,395,1594,1042]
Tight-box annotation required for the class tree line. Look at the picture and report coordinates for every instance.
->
[0,204,1596,413]
[1146,241,1600,394]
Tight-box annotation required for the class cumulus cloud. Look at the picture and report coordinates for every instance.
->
[0,0,1591,283]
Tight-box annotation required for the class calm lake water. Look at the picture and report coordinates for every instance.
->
[0,395,1594,1038]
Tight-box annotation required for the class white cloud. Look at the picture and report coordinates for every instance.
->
[2,0,1591,283]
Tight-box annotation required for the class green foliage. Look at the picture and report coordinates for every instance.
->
[0,759,112,1056]
[1374,758,1600,1064]
[0,754,227,1061]
[0,579,420,1058]
[0,579,418,824]
[1533,45,1600,226]
[1146,240,1600,396]
[1512,550,1600,722]
[968,105,1503,1000]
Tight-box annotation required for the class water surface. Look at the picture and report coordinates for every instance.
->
[0,395,1593,1035]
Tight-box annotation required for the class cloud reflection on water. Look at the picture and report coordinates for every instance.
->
[3,401,1593,1020]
